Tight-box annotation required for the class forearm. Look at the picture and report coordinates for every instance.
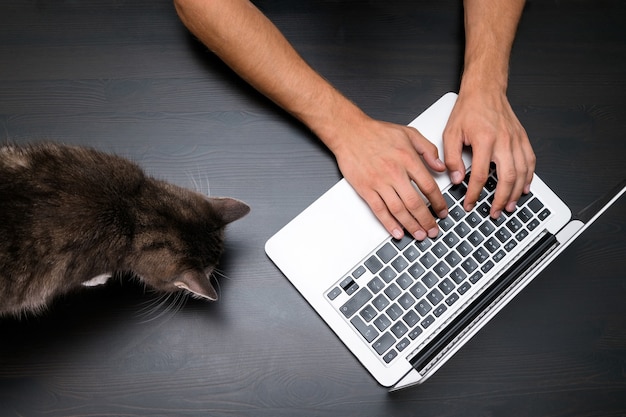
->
[173,0,364,151]
[461,0,525,94]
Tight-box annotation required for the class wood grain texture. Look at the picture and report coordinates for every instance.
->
[1,0,625,416]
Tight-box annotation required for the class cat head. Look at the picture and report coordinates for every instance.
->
[124,179,250,301]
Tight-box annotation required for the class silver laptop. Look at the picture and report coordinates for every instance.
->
[265,92,626,390]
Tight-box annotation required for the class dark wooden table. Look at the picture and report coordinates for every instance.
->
[1,1,625,416]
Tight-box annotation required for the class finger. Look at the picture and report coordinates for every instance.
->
[522,137,536,194]
[362,190,408,240]
[442,124,466,185]
[491,157,517,215]
[380,185,432,240]
[464,142,492,211]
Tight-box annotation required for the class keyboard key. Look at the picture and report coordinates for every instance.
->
[448,183,467,201]
[427,289,444,305]
[450,268,467,284]
[415,239,432,251]
[481,260,495,273]
[402,310,420,328]
[516,229,529,241]
[527,197,544,213]
[327,287,342,300]
[443,193,455,208]
[421,315,435,329]
[421,271,439,288]
[461,258,478,273]
[444,250,462,267]
[438,216,455,232]
[467,212,482,228]
[408,327,423,340]
[391,234,413,250]
[433,261,451,278]
[485,237,501,253]
[517,207,533,223]
[373,332,396,355]
[398,293,416,310]
[477,202,491,218]
[458,281,471,295]
[396,273,413,290]
[473,247,490,264]
[490,213,506,226]
[379,266,397,283]
[468,271,482,284]
[445,293,460,306]
[415,300,432,316]
[408,262,425,279]
[364,256,383,273]
[340,287,373,318]
[506,218,523,233]
[527,218,540,231]
[504,239,517,252]
[468,231,484,246]
[351,316,379,342]
[360,305,378,322]
[449,205,465,221]
[419,252,437,269]
[454,221,471,238]
[438,278,455,295]
[352,266,366,279]
[372,294,390,311]
[384,283,402,300]
[386,304,403,321]
[396,338,410,352]
[377,243,398,263]
[517,191,532,207]
[433,304,447,317]
[442,232,460,248]
[496,228,512,243]
[391,322,408,338]
[403,246,420,262]
[432,242,448,258]
[367,277,385,294]
[409,281,428,299]
[456,240,473,257]
[479,221,496,237]
[374,314,392,331]
[485,176,497,192]
[383,349,398,363]
[493,249,506,263]
[391,256,409,272]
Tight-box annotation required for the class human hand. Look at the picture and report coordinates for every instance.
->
[442,90,535,218]
[330,116,448,241]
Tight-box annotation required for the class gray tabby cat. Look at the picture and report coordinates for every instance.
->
[0,142,250,316]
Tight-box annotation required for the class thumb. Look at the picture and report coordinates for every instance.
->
[408,127,446,172]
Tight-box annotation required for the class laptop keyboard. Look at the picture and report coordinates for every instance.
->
[326,168,552,365]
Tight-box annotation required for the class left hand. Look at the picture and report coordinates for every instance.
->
[442,89,536,218]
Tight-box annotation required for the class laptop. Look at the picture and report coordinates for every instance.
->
[265,92,626,390]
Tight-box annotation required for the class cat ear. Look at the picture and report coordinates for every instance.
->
[174,270,218,301]
[209,197,250,225]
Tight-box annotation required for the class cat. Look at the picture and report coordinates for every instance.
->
[0,142,250,317]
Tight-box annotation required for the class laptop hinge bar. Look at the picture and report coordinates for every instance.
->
[409,232,558,372]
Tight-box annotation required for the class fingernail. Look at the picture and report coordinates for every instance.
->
[464,202,475,212]
[524,184,531,194]
[435,158,446,169]
[414,230,427,241]
[427,227,439,238]
[451,171,463,184]
[506,201,517,212]
[492,210,502,219]
[392,228,404,240]
[438,209,448,219]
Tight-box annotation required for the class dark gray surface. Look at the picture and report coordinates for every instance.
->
[1,1,625,416]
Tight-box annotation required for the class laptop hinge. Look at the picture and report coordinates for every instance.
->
[409,232,558,373]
